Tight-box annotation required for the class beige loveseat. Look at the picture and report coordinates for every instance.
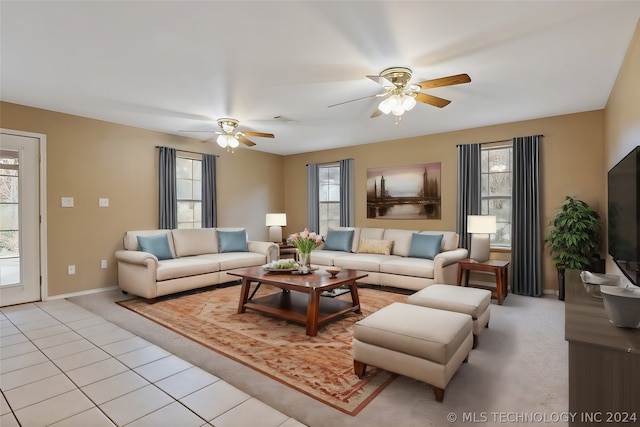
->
[311,227,468,291]
[115,228,278,300]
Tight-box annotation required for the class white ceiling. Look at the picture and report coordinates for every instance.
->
[2,1,640,155]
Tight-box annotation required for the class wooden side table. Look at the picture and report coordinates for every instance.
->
[278,244,298,260]
[457,258,510,305]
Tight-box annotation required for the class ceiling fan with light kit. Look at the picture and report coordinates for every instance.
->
[180,118,275,152]
[329,67,471,124]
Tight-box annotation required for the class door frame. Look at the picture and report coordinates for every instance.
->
[0,128,48,301]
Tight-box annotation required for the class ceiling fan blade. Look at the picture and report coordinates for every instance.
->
[415,92,451,108]
[328,92,386,108]
[366,74,394,87]
[416,73,471,89]
[237,134,256,146]
[242,131,274,138]
[370,108,383,118]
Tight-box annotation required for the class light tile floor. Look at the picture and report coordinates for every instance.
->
[0,299,307,427]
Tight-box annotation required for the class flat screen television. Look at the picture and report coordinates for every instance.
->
[607,145,640,287]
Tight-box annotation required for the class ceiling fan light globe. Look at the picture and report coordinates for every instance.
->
[216,134,228,148]
[228,136,240,148]
[391,106,405,116]
[378,98,392,114]
[402,95,416,111]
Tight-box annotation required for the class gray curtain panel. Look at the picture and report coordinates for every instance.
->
[159,146,177,229]
[339,158,354,227]
[202,153,217,228]
[307,163,320,233]
[511,135,542,296]
[456,143,481,250]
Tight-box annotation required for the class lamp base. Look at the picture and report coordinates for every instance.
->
[469,234,490,263]
[268,226,283,243]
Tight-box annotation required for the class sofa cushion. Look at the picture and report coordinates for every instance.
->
[420,231,459,252]
[334,253,398,272]
[172,228,218,257]
[408,233,443,260]
[357,238,394,255]
[156,256,220,281]
[217,230,248,253]
[137,234,174,260]
[380,257,435,279]
[201,252,266,270]
[383,229,417,257]
[324,229,355,252]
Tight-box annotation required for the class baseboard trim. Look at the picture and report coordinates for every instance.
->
[45,286,119,301]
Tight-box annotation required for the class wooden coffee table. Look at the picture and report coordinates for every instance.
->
[228,266,367,336]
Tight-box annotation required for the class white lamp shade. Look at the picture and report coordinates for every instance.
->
[467,215,497,234]
[265,213,287,226]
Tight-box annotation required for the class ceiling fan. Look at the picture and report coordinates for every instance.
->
[180,118,274,151]
[329,67,471,123]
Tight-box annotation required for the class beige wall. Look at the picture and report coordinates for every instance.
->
[284,110,606,293]
[604,19,640,286]
[0,102,285,297]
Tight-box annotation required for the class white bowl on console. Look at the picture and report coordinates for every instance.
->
[600,286,640,328]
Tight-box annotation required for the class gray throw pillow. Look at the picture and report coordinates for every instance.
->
[217,230,248,253]
[408,233,443,260]
[137,234,174,260]
[323,229,354,252]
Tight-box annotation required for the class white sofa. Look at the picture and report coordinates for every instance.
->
[311,227,468,291]
[115,228,278,300]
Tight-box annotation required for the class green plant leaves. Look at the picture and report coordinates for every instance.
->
[544,196,602,270]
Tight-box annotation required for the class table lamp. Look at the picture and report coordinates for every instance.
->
[265,213,287,243]
[467,215,496,263]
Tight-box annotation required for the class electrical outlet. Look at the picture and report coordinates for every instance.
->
[68,265,76,275]
[101,259,107,269]
[99,198,109,207]
[61,197,74,208]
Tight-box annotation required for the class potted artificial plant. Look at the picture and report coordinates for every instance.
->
[545,196,602,300]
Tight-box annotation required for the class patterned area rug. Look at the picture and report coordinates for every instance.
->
[118,283,409,415]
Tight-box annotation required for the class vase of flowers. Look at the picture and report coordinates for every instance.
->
[288,228,323,267]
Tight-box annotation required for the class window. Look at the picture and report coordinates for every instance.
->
[176,156,202,229]
[318,164,340,236]
[481,146,512,248]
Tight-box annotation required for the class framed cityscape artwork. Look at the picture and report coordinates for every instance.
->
[366,162,441,219]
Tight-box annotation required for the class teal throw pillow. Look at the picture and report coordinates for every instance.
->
[137,234,174,260]
[408,233,443,260]
[218,230,248,253]
[323,229,354,252]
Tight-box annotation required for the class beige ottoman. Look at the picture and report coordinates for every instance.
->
[353,302,472,402]
[407,284,491,348]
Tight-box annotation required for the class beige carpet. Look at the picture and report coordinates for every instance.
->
[118,284,409,415]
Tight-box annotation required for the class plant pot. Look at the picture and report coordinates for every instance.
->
[558,269,565,301]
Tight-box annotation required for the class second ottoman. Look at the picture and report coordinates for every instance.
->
[407,284,491,348]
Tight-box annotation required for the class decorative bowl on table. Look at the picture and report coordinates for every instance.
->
[325,267,342,278]
[600,286,640,328]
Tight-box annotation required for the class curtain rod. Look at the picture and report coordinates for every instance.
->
[155,146,219,157]
[306,158,353,166]
[456,135,544,147]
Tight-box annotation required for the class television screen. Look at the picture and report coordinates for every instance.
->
[607,146,640,287]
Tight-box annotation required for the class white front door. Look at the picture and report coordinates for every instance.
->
[0,132,41,306]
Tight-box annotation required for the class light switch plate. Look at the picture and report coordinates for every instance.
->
[99,198,109,207]
[61,197,74,208]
